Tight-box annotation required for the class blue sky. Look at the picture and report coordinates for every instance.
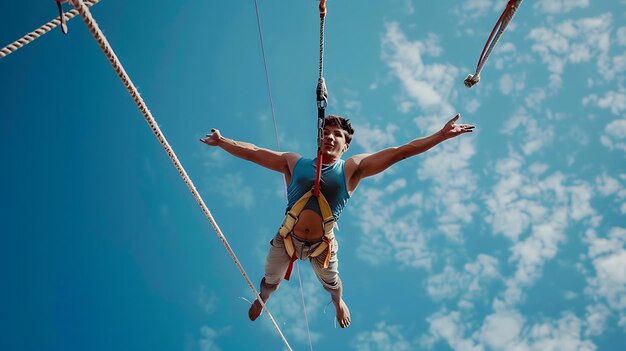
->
[1,0,625,350]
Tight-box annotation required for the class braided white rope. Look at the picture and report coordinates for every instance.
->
[67,1,292,349]
[465,0,523,88]
[0,0,99,59]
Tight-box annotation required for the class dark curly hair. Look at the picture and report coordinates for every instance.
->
[324,115,354,145]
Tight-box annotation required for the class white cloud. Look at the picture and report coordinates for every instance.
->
[353,22,479,266]
[485,151,596,306]
[423,310,483,351]
[209,173,255,209]
[533,0,590,14]
[617,27,626,46]
[564,291,578,300]
[423,305,598,351]
[525,88,547,110]
[524,312,596,351]
[501,108,554,156]
[352,322,413,351]
[479,309,524,349]
[198,326,223,351]
[583,90,626,116]
[600,119,626,153]
[585,303,611,337]
[384,178,407,193]
[353,184,431,268]
[198,285,217,314]
[466,99,481,114]
[353,122,399,153]
[528,14,617,88]
[417,139,479,242]
[500,74,514,95]
[381,22,458,119]
[426,254,500,305]
[584,227,626,312]
[499,73,526,95]
[595,173,622,197]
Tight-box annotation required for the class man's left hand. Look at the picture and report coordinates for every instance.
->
[440,114,475,140]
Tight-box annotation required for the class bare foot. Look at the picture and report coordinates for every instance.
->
[333,299,351,328]
[248,299,264,321]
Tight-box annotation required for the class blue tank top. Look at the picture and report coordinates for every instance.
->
[286,157,351,220]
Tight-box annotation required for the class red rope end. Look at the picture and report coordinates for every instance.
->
[319,0,327,19]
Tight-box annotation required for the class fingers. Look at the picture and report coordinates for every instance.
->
[446,114,460,127]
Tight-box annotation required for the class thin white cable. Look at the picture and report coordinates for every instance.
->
[67,1,293,349]
[0,0,100,59]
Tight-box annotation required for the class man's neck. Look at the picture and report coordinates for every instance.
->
[321,154,340,165]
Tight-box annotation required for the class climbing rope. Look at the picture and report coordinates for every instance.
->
[0,0,99,59]
[253,0,314,349]
[464,0,523,88]
[66,1,292,349]
[314,0,328,197]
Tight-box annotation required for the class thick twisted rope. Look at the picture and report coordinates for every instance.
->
[67,1,292,349]
[318,17,325,81]
[0,0,99,59]
[464,0,523,88]
[314,0,328,198]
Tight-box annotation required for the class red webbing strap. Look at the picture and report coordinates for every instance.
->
[284,252,298,280]
[319,0,326,19]
[314,148,323,196]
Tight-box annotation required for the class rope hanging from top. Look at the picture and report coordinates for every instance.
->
[66,1,293,350]
[464,0,523,88]
[314,0,328,197]
[0,0,100,59]
[253,1,314,350]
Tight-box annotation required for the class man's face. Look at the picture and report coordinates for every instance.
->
[322,125,349,158]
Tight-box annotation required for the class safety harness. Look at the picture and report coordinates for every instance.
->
[278,188,335,280]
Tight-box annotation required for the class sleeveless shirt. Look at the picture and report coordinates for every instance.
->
[286,157,351,220]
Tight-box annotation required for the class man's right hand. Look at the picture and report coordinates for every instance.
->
[200,128,222,146]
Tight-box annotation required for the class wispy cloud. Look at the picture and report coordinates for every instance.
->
[600,119,626,153]
[381,22,457,120]
[257,269,324,344]
[198,285,218,315]
[583,89,626,116]
[353,183,431,268]
[422,309,482,350]
[528,13,615,88]
[426,254,500,307]
[485,150,596,306]
[501,108,554,156]
[584,227,626,314]
[423,306,597,351]
[198,326,224,351]
[417,139,479,242]
[352,322,413,351]
[206,172,255,210]
[533,0,590,15]
[353,122,399,154]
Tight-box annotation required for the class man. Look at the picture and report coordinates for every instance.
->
[200,114,474,328]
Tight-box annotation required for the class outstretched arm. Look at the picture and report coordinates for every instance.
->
[347,114,474,190]
[200,129,299,175]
